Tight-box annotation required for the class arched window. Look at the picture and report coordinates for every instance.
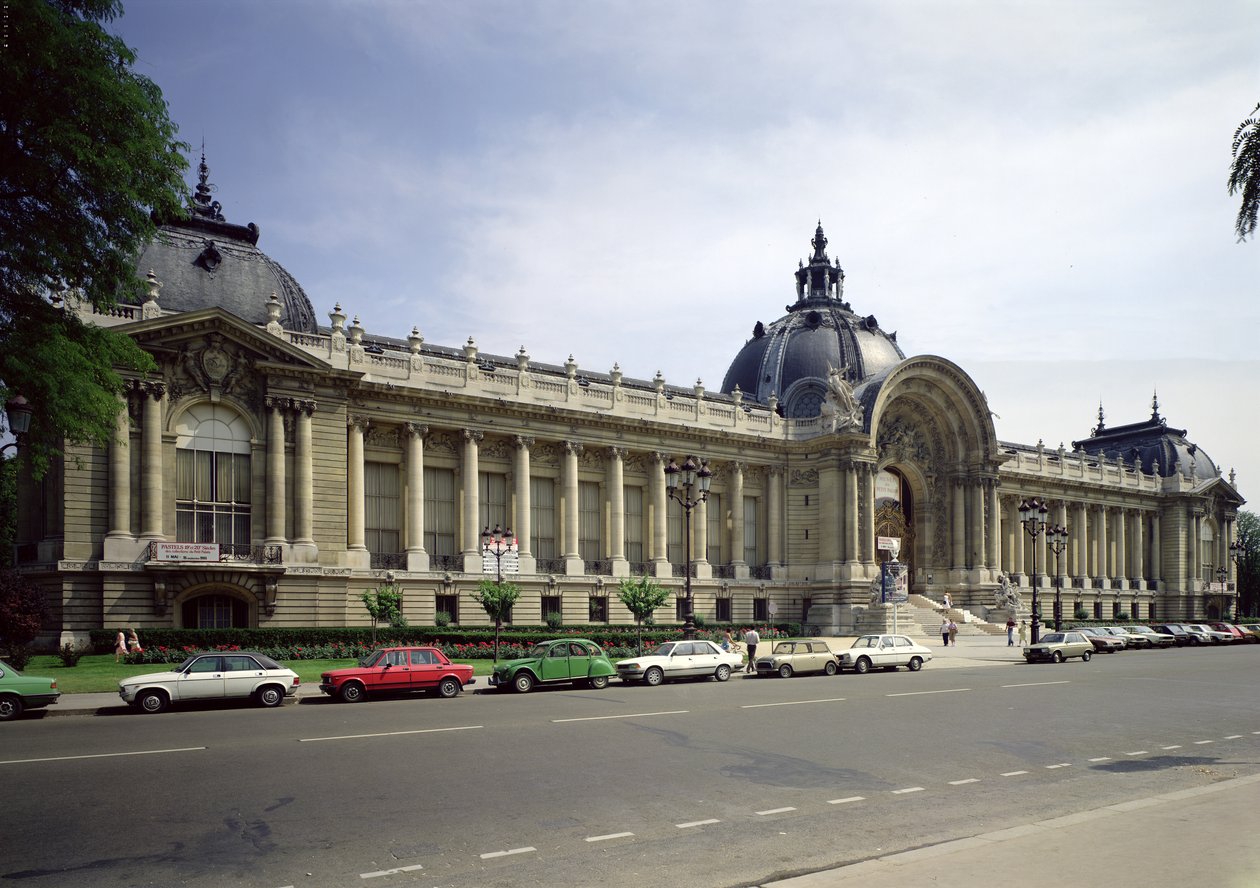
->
[174,404,252,551]
[182,593,250,628]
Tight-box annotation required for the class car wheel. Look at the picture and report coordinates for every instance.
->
[1081,650,1092,662]
[437,677,461,698]
[776,664,792,679]
[339,681,366,703]
[644,666,665,687]
[824,660,838,676]
[512,671,535,693]
[908,656,923,672]
[588,674,609,690]
[0,694,23,721]
[256,685,285,707]
[854,656,871,675]
[137,690,168,714]
[715,664,732,682]
[1052,651,1064,663]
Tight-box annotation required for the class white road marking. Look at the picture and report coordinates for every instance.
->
[948,778,979,785]
[299,726,482,742]
[886,688,970,698]
[360,864,423,879]
[479,847,535,860]
[1001,770,1029,777]
[1124,751,1149,756]
[1046,763,1071,769]
[892,787,925,794]
[1161,745,1183,750]
[1194,740,1214,745]
[553,710,688,723]
[740,698,846,709]
[677,819,720,829]
[827,796,865,805]
[1000,680,1071,688]
[1225,735,1243,740]
[757,806,797,815]
[0,746,206,766]
[1088,757,1111,762]
[585,832,634,843]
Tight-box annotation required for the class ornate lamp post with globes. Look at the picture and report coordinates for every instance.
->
[480,523,514,584]
[664,455,711,640]
[1230,540,1245,620]
[1018,497,1049,644]
[1047,522,1069,631]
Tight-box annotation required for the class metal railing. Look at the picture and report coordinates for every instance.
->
[370,552,407,570]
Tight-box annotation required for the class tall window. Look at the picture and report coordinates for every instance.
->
[624,485,644,563]
[743,496,760,565]
[579,480,601,562]
[365,462,401,554]
[175,404,252,546]
[531,477,557,561]
[715,598,731,622]
[423,467,456,559]
[479,471,508,533]
[667,497,684,564]
[705,492,721,564]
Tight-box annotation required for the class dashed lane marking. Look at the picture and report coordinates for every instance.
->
[1194,740,1214,745]
[585,832,634,843]
[828,796,865,805]
[1162,745,1183,750]
[1088,757,1111,762]
[886,688,971,698]
[740,698,846,709]
[1000,680,1071,688]
[1125,751,1149,756]
[0,746,206,765]
[1046,763,1071,769]
[892,787,925,794]
[360,864,423,879]
[479,847,535,860]
[553,710,688,723]
[757,806,798,815]
[299,726,482,743]
[948,778,980,785]
[677,819,721,829]
[1001,770,1029,777]
[1225,735,1243,740]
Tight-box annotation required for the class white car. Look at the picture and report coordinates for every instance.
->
[1122,625,1176,648]
[119,651,300,713]
[837,634,934,674]
[616,640,744,685]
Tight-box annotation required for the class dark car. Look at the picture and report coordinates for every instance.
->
[320,646,476,702]
[1076,627,1124,653]
[1151,624,1193,646]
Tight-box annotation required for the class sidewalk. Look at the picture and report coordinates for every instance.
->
[762,771,1260,888]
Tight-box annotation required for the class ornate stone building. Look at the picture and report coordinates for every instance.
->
[13,168,1246,644]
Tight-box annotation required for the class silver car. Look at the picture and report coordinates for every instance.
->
[615,640,744,685]
[837,635,934,674]
[754,640,839,678]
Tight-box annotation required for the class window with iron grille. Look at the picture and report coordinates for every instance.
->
[479,471,508,534]
[579,480,601,562]
[667,497,684,563]
[365,462,401,554]
[589,595,608,622]
[174,404,252,547]
[423,466,456,558]
[436,593,459,623]
[705,492,721,565]
[542,595,563,622]
[531,477,556,561]
[624,485,644,563]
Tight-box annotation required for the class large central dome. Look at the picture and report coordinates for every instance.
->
[720,223,905,417]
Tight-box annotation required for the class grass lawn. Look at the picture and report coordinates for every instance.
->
[19,655,499,695]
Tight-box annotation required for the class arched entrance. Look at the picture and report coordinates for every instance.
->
[874,467,915,586]
[177,587,255,628]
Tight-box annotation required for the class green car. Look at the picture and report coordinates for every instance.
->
[489,638,616,693]
[0,659,60,721]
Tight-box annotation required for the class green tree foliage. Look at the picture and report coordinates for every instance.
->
[0,0,189,475]
[617,576,670,655]
[0,568,47,668]
[473,579,521,662]
[1229,102,1260,242]
[0,459,15,568]
[1236,510,1259,618]
[361,582,406,645]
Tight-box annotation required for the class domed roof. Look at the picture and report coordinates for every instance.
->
[133,155,318,334]
[1071,396,1220,484]
[720,223,905,417]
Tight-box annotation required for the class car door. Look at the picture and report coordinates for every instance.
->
[801,642,827,672]
[540,643,572,682]
[221,654,266,700]
[872,637,897,667]
[409,648,441,691]
[566,641,595,680]
[178,655,226,700]
[371,649,411,692]
[689,641,721,676]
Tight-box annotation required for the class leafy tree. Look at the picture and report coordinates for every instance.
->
[617,576,670,655]
[1229,102,1260,242]
[1236,510,1259,619]
[473,579,520,662]
[361,582,405,645]
[0,458,15,568]
[0,0,189,476]
[0,569,47,669]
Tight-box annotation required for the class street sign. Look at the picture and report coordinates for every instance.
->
[877,536,900,551]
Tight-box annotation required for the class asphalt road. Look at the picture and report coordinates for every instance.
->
[3,646,1258,888]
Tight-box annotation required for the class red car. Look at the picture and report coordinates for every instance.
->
[319,647,475,702]
[1209,623,1253,643]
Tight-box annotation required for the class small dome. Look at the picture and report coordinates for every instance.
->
[721,223,905,417]
[133,154,318,334]
[1071,397,1220,483]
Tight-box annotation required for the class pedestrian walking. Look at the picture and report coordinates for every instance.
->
[721,630,733,652]
[948,619,958,645]
[744,627,760,672]
[127,628,142,654]
[943,591,952,610]
[1006,616,1016,646]
[1018,620,1029,646]
[940,617,951,646]
[114,629,127,662]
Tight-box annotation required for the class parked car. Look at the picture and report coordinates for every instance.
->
[319,646,476,702]
[1209,622,1253,643]
[1076,627,1124,653]
[1151,624,1194,645]
[1186,624,1235,644]
[836,635,933,674]
[0,660,60,721]
[1024,631,1093,663]
[1123,625,1176,648]
[1099,626,1150,648]
[1237,624,1260,642]
[490,638,616,693]
[119,651,300,713]
[753,640,838,678]
[616,639,744,685]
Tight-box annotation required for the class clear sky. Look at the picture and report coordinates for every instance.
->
[111,0,1258,504]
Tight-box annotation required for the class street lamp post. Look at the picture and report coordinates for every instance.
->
[664,455,712,640]
[1230,540,1245,620]
[1047,523,1069,631]
[1018,497,1049,644]
[1217,565,1230,621]
[1,395,33,456]
[480,524,514,584]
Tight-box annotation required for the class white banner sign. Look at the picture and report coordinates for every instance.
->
[152,542,220,562]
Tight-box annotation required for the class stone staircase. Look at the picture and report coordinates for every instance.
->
[906,594,1006,637]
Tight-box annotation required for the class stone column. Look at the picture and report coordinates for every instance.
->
[694,488,709,565]
[1114,507,1128,589]
[1073,502,1088,584]
[405,423,428,572]
[950,481,965,570]
[1131,510,1144,587]
[265,397,287,545]
[1097,506,1110,585]
[769,466,785,567]
[1013,498,1025,580]
[461,430,482,569]
[292,401,317,560]
[1151,512,1162,587]
[844,464,859,564]
[139,382,165,542]
[650,452,669,574]
[970,481,985,570]
[107,391,131,539]
[513,436,534,572]
[608,447,627,574]
[562,440,582,573]
[730,462,746,570]
[860,464,875,564]
[985,480,1000,572]
[346,415,368,554]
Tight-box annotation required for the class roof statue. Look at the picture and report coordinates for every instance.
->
[821,364,863,432]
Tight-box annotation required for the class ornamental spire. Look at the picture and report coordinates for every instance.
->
[191,145,224,222]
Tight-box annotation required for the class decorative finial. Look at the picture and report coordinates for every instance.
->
[811,220,828,262]
[191,146,224,221]
[1150,389,1161,421]
[1094,401,1105,434]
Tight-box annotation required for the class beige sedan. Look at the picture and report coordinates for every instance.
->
[753,640,838,678]
[1024,631,1093,663]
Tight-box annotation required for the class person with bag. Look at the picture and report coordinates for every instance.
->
[127,629,143,655]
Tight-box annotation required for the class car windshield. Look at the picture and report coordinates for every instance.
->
[175,656,198,671]
[653,643,678,656]
[1040,634,1065,644]
[360,651,386,667]
[773,643,794,654]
